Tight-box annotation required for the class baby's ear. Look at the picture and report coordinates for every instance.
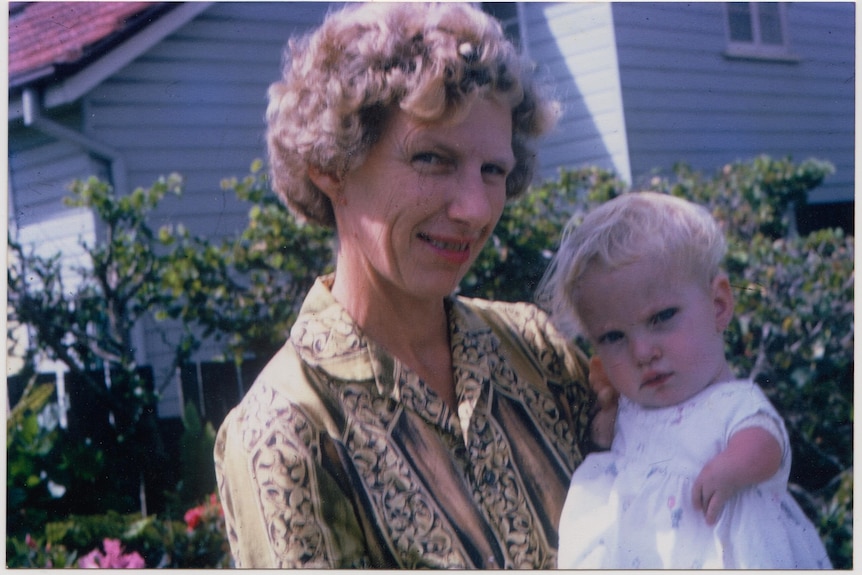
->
[307,165,343,201]
[712,273,734,332]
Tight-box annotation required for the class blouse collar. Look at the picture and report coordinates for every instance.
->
[290,275,497,436]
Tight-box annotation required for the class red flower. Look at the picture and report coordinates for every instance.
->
[184,506,204,532]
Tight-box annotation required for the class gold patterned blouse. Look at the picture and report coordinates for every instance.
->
[214,276,592,568]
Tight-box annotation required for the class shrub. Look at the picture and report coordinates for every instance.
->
[5,533,77,568]
[157,160,334,365]
[174,402,218,509]
[6,494,230,568]
[7,175,187,517]
[6,382,107,540]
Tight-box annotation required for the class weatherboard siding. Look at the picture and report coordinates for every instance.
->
[612,2,854,202]
[527,2,631,182]
[84,3,330,239]
[8,106,104,292]
[79,3,332,416]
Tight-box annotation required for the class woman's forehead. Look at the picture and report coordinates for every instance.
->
[393,99,513,147]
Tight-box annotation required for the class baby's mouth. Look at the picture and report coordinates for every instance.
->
[641,372,671,388]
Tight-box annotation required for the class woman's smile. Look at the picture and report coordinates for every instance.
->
[418,232,474,264]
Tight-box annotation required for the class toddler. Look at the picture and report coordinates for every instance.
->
[540,192,832,569]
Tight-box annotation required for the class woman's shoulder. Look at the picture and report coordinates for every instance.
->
[219,343,343,453]
[453,296,588,382]
[454,296,561,346]
[455,295,545,321]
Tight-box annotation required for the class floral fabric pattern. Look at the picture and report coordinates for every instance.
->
[214,276,591,568]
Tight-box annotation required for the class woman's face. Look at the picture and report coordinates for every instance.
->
[328,97,514,304]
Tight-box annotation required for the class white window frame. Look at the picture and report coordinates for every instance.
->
[723,2,799,62]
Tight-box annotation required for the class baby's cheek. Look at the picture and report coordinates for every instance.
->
[602,358,635,394]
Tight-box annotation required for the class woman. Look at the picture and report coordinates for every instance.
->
[214,3,613,568]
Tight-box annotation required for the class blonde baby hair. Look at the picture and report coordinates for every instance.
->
[538,191,727,338]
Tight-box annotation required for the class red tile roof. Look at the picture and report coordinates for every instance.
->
[9,2,161,83]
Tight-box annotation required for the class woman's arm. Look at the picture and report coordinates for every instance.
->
[691,426,783,525]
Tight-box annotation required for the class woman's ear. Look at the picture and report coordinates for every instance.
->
[712,273,734,332]
[307,165,343,202]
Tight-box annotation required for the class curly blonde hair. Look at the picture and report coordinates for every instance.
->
[538,192,728,338]
[266,2,560,227]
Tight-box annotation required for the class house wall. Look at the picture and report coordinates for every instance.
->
[8,3,334,417]
[524,2,631,183]
[8,1,855,418]
[612,2,855,204]
[8,105,104,290]
[84,2,332,238]
[77,3,332,416]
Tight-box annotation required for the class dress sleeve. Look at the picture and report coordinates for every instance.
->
[214,375,368,567]
[729,412,788,460]
[214,408,275,567]
[724,383,790,464]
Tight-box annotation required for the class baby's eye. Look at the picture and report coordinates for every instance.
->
[651,308,678,325]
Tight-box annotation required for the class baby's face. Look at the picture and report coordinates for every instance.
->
[576,259,734,408]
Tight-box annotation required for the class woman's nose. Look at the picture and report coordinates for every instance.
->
[449,168,498,227]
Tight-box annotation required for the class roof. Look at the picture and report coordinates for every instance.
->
[7,1,213,119]
[8,2,173,88]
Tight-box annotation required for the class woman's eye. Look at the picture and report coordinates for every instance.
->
[413,152,447,166]
[482,163,508,177]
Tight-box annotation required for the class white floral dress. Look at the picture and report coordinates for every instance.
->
[558,380,832,569]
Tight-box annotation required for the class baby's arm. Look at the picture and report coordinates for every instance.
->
[691,426,783,525]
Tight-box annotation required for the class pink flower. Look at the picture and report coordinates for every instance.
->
[184,506,204,532]
[79,538,145,568]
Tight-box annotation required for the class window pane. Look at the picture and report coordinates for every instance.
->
[728,2,754,42]
[758,3,784,45]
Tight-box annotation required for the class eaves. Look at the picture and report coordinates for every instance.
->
[8,2,214,121]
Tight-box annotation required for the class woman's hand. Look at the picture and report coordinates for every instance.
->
[588,356,618,450]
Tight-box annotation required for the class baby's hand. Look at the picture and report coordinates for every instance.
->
[691,458,738,525]
[691,426,783,526]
